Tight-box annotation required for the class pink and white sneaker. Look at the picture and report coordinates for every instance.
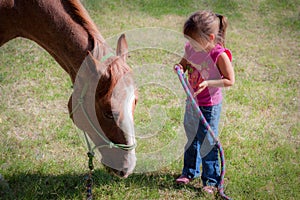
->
[202,185,217,194]
[175,175,192,184]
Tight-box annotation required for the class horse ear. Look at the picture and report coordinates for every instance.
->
[116,34,128,62]
[86,51,97,72]
[85,51,103,77]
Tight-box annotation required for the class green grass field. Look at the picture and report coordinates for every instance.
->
[0,0,299,199]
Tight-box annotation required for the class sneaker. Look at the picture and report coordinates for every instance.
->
[176,175,192,184]
[202,185,217,194]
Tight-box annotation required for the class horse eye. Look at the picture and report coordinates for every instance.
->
[103,111,114,120]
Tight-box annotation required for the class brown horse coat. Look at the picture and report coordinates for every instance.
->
[0,0,137,177]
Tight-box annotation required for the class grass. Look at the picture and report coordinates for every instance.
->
[1,0,299,199]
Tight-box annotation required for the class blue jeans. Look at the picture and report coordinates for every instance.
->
[182,101,222,187]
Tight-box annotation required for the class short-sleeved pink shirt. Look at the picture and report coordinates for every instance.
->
[184,42,232,106]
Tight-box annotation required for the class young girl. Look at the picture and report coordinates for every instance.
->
[174,10,235,194]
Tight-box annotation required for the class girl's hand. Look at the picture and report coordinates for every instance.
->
[193,81,208,97]
[174,64,184,74]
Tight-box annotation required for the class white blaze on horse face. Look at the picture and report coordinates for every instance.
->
[111,75,136,147]
[120,85,136,146]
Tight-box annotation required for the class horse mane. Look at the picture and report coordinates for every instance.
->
[64,0,105,52]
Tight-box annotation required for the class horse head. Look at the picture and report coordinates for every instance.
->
[69,34,138,178]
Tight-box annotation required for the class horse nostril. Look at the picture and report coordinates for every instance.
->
[119,171,125,177]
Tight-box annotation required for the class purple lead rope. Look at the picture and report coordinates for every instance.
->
[175,65,231,200]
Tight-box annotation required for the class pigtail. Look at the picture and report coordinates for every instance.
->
[216,14,228,47]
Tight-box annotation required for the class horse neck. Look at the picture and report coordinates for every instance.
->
[0,0,108,83]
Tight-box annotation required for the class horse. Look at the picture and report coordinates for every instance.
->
[0,0,137,178]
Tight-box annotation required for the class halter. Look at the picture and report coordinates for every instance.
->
[71,53,137,153]
[71,52,136,200]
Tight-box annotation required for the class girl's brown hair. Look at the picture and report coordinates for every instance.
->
[183,10,228,47]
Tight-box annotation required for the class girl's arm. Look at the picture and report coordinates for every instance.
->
[194,52,235,96]
[211,52,235,87]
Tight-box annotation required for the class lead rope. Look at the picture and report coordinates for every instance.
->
[86,152,94,200]
[83,131,94,200]
[175,65,232,200]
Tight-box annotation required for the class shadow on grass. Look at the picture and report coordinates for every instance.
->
[1,170,87,200]
[1,169,206,199]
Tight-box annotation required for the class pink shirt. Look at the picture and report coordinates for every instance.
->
[184,42,232,106]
